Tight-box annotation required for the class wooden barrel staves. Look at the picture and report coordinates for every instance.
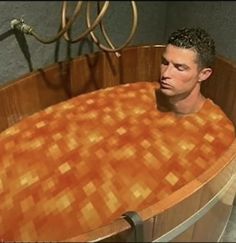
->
[0,45,235,242]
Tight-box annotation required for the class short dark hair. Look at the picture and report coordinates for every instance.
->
[167,27,216,68]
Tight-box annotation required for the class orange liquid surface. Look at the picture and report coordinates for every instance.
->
[0,82,234,241]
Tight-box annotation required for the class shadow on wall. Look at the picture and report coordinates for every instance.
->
[53,22,95,63]
[0,29,14,41]
[13,29,33,72]
[0,22,95,101]
[0,28,33,72]
[0,26,95,75]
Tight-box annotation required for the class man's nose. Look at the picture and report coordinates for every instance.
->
[161,64,172,78]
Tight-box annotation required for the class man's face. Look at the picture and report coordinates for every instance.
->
[160,44,202,98]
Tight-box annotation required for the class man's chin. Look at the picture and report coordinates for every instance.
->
[159,87,175,97]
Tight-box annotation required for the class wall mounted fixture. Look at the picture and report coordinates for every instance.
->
[10,1,138,57]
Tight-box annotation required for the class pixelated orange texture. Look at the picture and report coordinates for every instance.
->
[0,82,234,241]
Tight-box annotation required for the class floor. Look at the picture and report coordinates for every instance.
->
[222,205,236,242]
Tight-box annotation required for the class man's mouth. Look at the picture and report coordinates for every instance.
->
[160,80,172,88]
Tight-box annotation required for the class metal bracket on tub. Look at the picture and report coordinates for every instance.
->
[122,211,144,242]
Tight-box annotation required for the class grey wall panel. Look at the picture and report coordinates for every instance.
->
[165,1,236,62]
[0,1,167,84]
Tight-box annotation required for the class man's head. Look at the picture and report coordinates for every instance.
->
[159,27,215,99]
[167,27,215,69]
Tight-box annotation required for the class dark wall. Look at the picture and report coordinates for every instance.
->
[1,1,236,86]
[165,1,236,62]
[0,1,167,85]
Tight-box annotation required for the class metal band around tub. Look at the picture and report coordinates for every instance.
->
[122,211,144,242]
[152,174,236,242]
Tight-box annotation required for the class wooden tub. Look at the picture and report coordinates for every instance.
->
[0,45,235,242]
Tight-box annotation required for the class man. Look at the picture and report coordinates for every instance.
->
[157,27,227,117]
[155,26,235,159]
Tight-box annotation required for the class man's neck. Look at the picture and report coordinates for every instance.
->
[168,86,206,115]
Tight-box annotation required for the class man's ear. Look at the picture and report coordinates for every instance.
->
[198,68,213,83]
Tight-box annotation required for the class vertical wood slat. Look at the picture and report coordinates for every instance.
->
[191,199,232,242]
[70,52,105,96]
[119,45,165,84]
[170,225,195,242]
[221,68,236,124]
[0,74,41,130]
[229,69,236,126]
[151,189,202,241]
[213,59,232,108]
[36,61,72,107]
[201,54,236,129]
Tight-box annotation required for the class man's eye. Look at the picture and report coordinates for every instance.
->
[161,58,168,65]
[175,65,185,71]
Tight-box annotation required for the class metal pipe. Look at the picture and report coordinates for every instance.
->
[87,1,138,53]
[30,1,83,44]
[10,1,138,56]
[62,1,110,43]
[11,2,83,44]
